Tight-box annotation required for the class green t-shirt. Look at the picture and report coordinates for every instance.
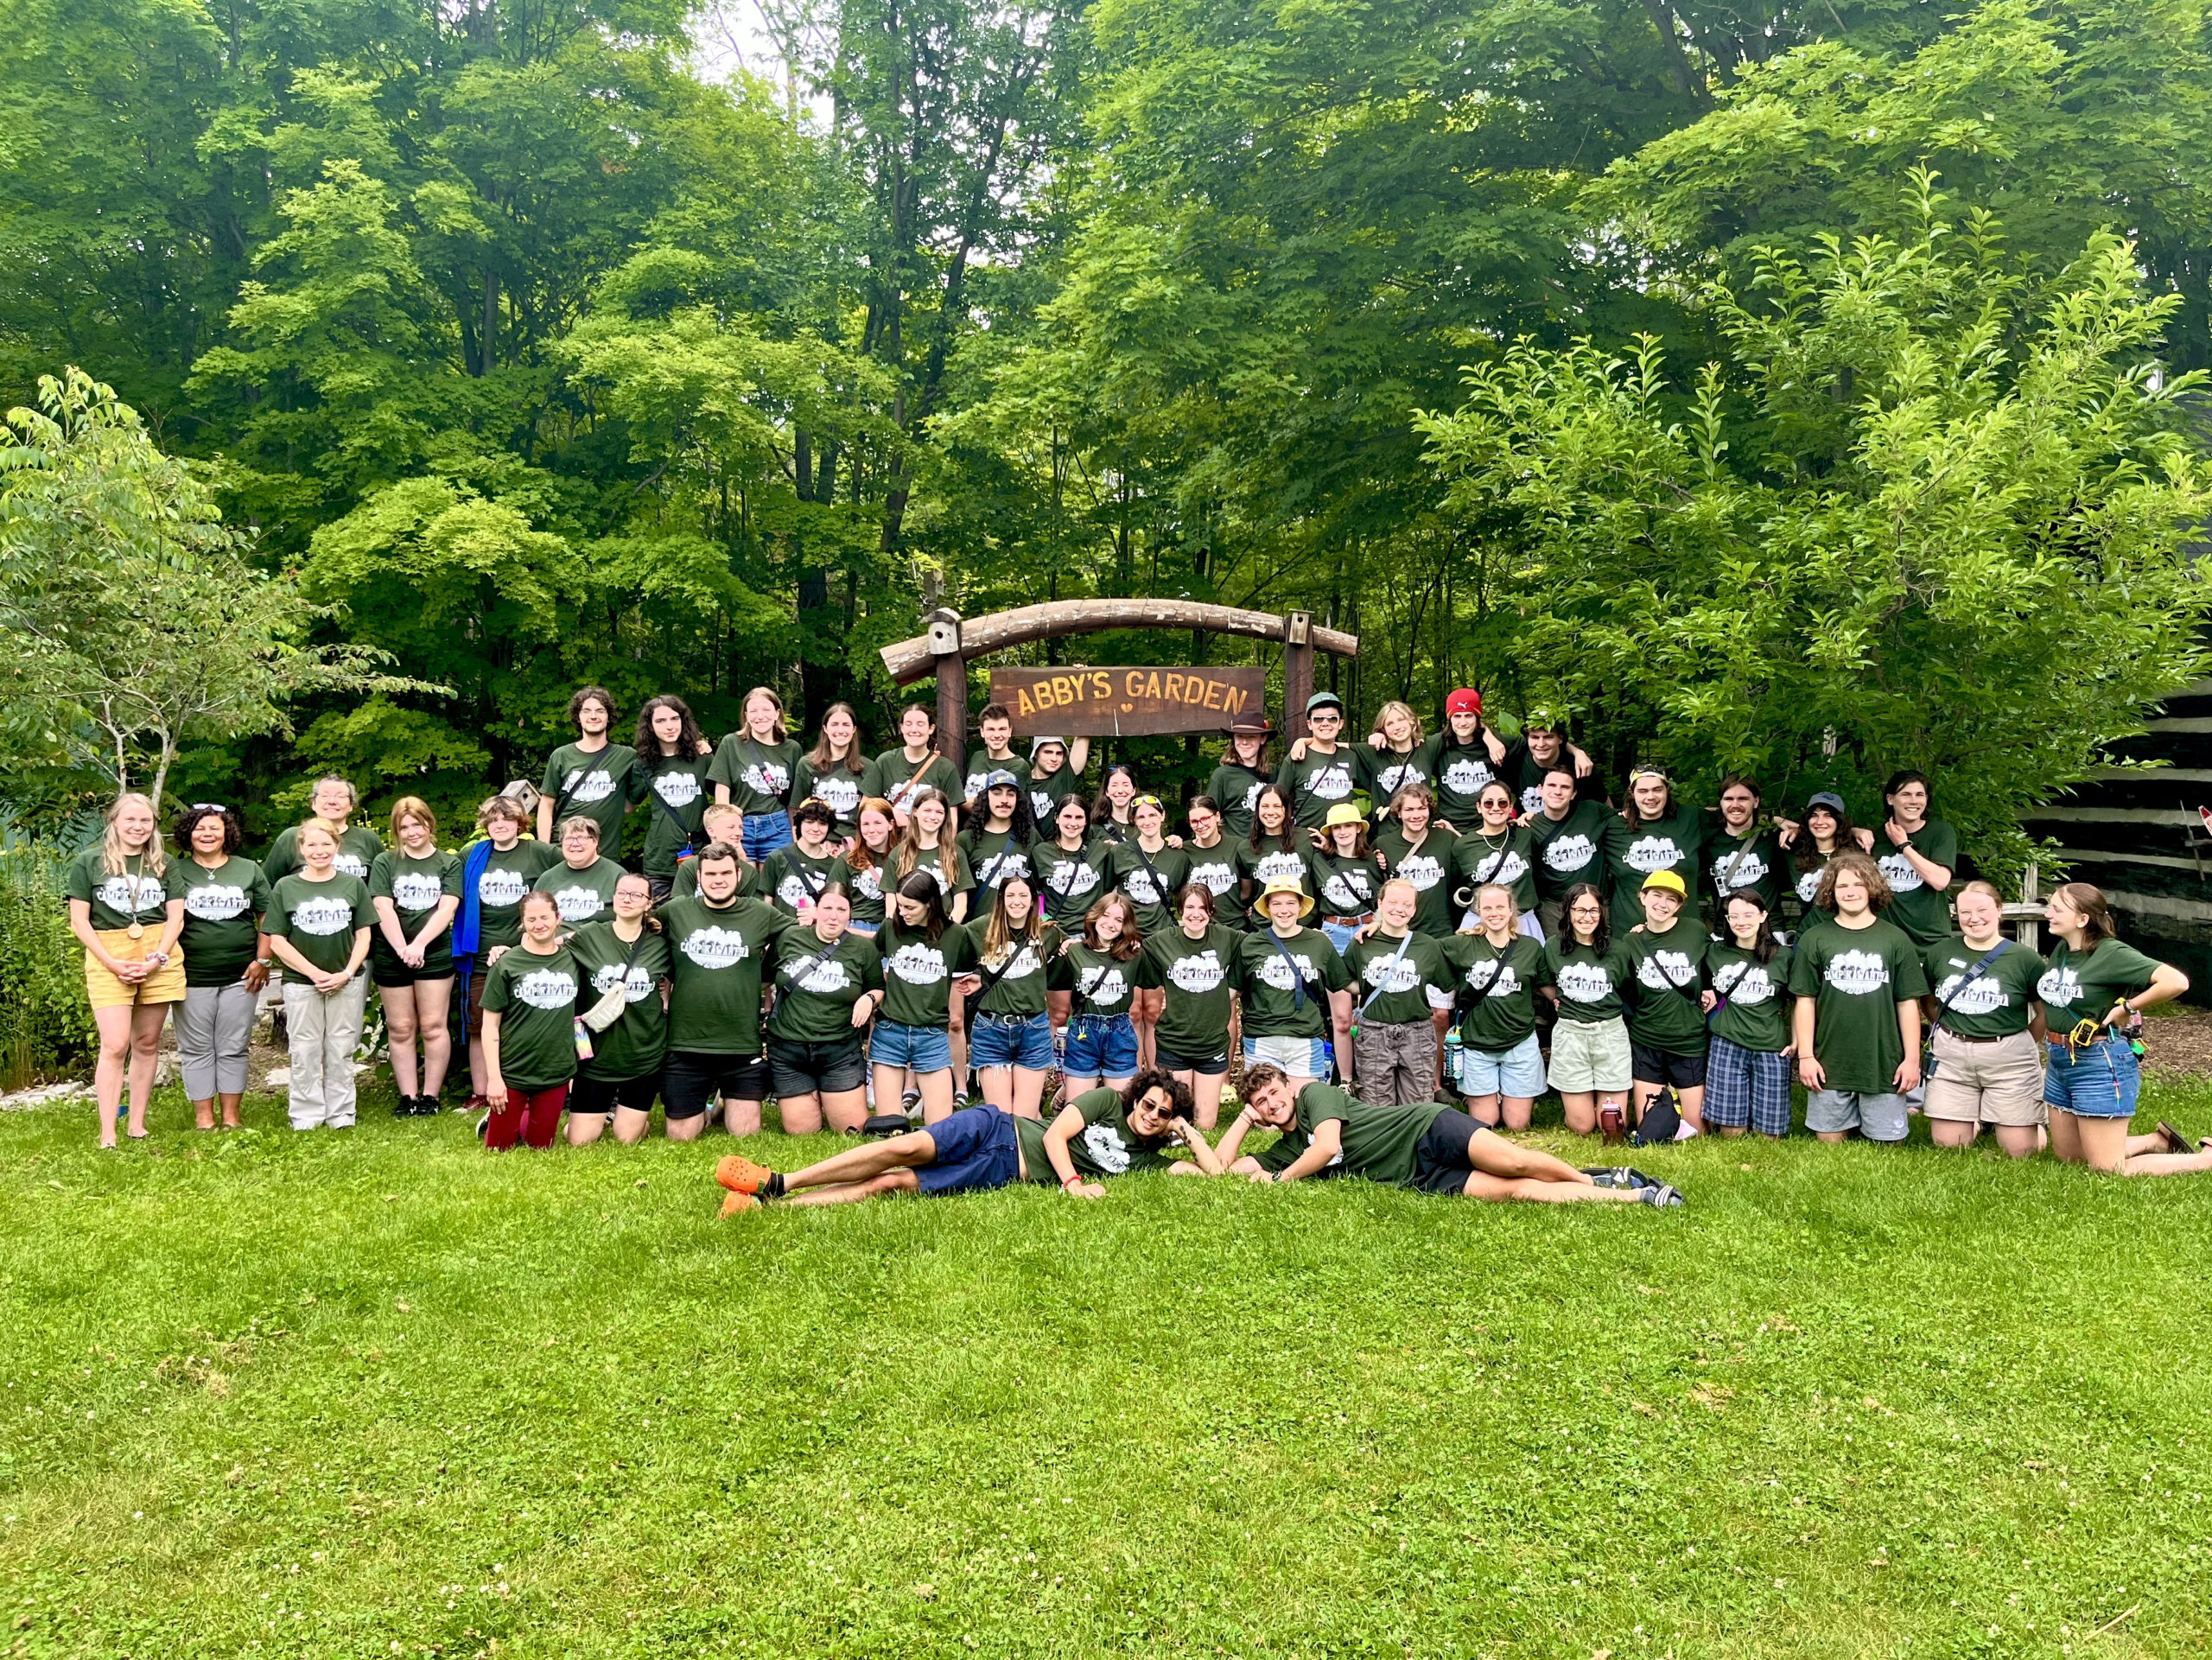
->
[481,944,583,1091]
[1338,1100,1457,1187]
[1053,1085,1179,1178]
[368,849,462,976]
[1106,839,1192,936]
[2036,937,2162,1034]
[1923,937,2044,1041]
[709,734,802,816]
[791,754,871,837]
[1238,838,1313,918]
[1344,930,1454,1027]
[65,848,168,934]
[672,856,761,902]
[1136,925,1241,1058]
[542,741,638,853]
[469,839,558,952]
[826,853,893,925]
[632,754,713,878]
[1707,941,1795,1053]
[166,855,272,987]
[1026,764,1090,833]
[1705,822,1787,919]
[1234,925,1351,1039]
[1430,734,1503,828]
[1180,840,1246,932]
[1034,839,1110,927]
[874,916,976,1029]
[1255,1079,1355,1174]
[1373,825,1460,937]
[762,843,842,915]
[1608,804,1707,932]
[1275,744,1367,828]
[567,920,671,1081]
[267,872,372,976]
[1786,916,1930,1093]
[533,855,626,926]
[1306,847,1381,921]
[1441,932,1551,1051]
[972,924,1064,1019]
[1363,740,1436,816]
[1541,938,1632,1025]
[960,826,1037,895]
[1449,825,1540,918]
[1204,760,1272,838]
[1529,799,1618,901]
[1058,939,1139,1017]
[1874,819,1961,946]
[658,895,795,1055]
[867,748,962,819]
[890,844,974,919]
[264,822,383,885]
[1624,917,1709,1056]
[959,751,1031,809]
[766,928,884,1044]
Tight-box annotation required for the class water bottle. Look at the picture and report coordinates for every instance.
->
[1443,1027,1465,1092]
[572,1017,594,1062]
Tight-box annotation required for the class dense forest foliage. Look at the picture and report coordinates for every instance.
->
[3,0,2209,866]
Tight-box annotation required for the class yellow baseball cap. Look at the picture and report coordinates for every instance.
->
[1641,869,1688,897]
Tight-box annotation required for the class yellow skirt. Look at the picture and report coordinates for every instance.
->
[85,928,188,1010]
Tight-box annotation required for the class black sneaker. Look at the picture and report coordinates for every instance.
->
[1638,1183,1685,1208]
[391,1096,412,1118]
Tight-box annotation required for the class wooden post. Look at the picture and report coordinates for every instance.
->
[2019,857,2041,951]
[1283,611,1314,741]
[926,608,966,779]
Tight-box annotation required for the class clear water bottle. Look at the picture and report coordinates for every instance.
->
[1442,1026,1465,1092]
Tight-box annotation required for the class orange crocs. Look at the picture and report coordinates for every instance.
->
[715,1154,774,1195]
[719,1190,759,1218]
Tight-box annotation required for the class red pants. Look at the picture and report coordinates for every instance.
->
[486,1083,567,1150]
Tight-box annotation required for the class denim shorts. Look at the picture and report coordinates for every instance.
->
[972,1009,1054,1072]
[1243,1034,1332,1079]
[870,1019,952,1075]
[1452,1031,1545,1098]
[916,1104,1020,1196]
[2044,1037,2140,1119]
[742,809,792,862]
[1064,1011,1139,1078]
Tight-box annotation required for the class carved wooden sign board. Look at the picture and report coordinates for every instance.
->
[988,666,1268,737]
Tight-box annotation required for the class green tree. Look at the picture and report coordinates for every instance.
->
[0,369,425,812]
[1415,195,2212,876]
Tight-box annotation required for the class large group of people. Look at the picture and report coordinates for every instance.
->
[60,683,2212,1203]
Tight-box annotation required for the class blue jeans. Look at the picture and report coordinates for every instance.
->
[870,1020,951,1074]
[1064,1012,1139,1078]
[742,809,791,862]
[971,1009,1054,1072]
[2044,1037,2140,1119]
[1319,920,1360,955]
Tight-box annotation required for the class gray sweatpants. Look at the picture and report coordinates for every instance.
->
[178,982,256,1097]
[283,977,368,1129]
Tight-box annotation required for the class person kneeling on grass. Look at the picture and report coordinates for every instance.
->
[1212,1064,1682,1205]
[712,1069,1220,1213]
[1788,852,1928,1145]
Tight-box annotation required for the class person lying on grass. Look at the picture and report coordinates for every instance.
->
[1212,1063,1684,1205]
[712,1069,1223,1213]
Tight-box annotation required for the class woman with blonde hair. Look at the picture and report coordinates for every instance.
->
[66,792,186,1145]
[368,796,462,1117]
[265,818,374,1131]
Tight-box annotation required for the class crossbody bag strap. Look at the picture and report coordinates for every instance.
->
[776,932,843,992]
[1126,840,1173,906]
[646,772,707,854]
[1263,928,1313,1010]
[1358,931,1418,1014]
[553,754,615,825]
[1455,941,1513,1021]
[1716,831,1756,897]
[1931,939,2011,1034]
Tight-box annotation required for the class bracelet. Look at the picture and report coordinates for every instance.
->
[1061,1174,1084,1190]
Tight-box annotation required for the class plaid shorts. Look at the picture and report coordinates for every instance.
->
[1703,1034,1793,1136]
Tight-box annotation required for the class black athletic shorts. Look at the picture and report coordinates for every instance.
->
[662,1050,771,1119]
[1630,1040,1707,1091]
[767,1034,868,1098]
[1409,1106,1486,1196]
[1156,1044,1230,1078]
[569,1071,662,1116]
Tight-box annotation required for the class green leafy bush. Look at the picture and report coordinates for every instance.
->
[0,838,99,1089]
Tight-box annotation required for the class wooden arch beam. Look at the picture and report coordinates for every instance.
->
[877,598,1359,684]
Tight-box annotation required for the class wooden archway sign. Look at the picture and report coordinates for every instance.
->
[879,599,1361,776]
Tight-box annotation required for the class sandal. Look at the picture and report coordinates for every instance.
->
[2156,1121,2196,1154]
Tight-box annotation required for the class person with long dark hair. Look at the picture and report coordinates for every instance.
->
[1701,890,1795,1140]
[959,773,1038,897]
[1135,885,1242,1130]
[1205,715,1274,838]
[793,702,872,840]
[539,687,635,853]
[1606,766,1706,936]
[870,869,977,1125]
[1777,792,1858,933]
[1237,784,1309,911]
[763,798,843,916]
[2037,881,2212,1174]
[1541,883,1633,1140]
[1180,795,1245,935]
[631,693,713,901]
[1705,776,1784,920]
[167,803,272,1133]
[1035,792,1109,930]
[968,875,1063,1120]
[1058,892,1144,1095]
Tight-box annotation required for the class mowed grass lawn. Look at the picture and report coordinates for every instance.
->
[5,1079,2212,1659]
